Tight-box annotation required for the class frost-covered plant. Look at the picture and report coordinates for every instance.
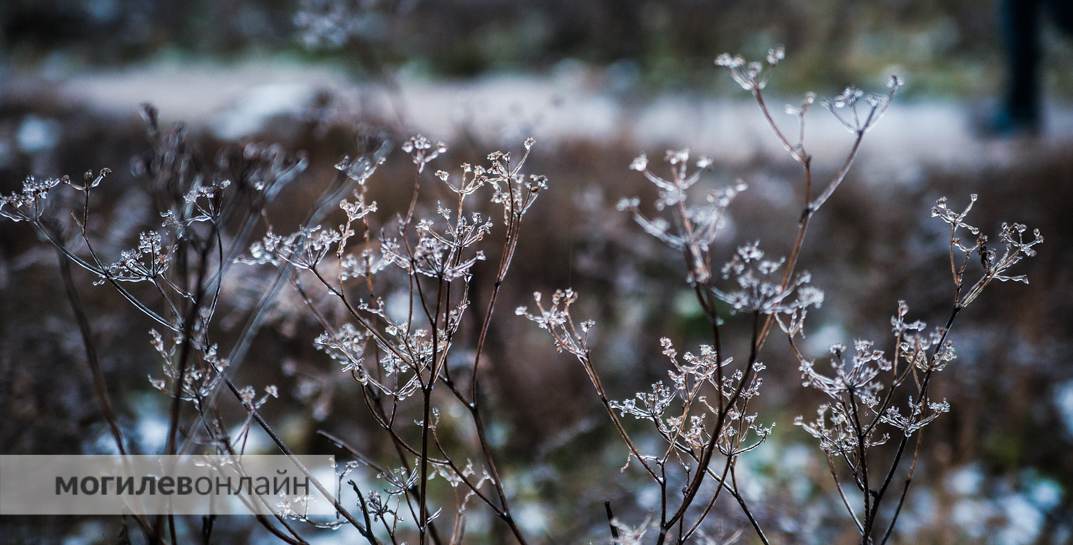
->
[235,133,547,544]
[616,150,742,284]
[0,106,328,541]
[789,194,1041,545]
[1,45,1045,545]
[519,47,1040,545]
[1,100,550,544]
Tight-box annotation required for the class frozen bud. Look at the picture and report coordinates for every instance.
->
[403,135,448,169]
[527,174,549,191]
[659,337,676,358]
[523,136,536,150]
[788,92,816,115]
[766,45,785,65]
[148,375,166,391]
[665,149,689,165]
[239,385,256,405]
[715,53,744,68]
[829,87,864,108]
[629,153,648,172]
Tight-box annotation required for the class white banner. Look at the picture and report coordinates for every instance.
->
[0,455,337,516]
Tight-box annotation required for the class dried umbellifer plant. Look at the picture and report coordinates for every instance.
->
[1,109,551,544]
[0,46,1043,545]
[519,47,1042,545]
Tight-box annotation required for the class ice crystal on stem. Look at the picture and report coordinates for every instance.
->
[607,335,773,454]
[381,205,492,281]
[618,149,744,284]
[147,330,228,406]
[931,194,1043,307]
[799,341,891,410]
[482,141,547,223]
[516,289,594,360]
[99,229,178,284]
[0,175,66,222]
[880,397,951,437]
[336,189,378,257]
[238,225,342,270]
[402,134,448,173]
[714,241,824,315]
[823,76,902,135]
[715,45,785,91]
[183,178,232,222]
[334,152,385,185]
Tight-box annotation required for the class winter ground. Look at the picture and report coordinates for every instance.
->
[6,58,1073,176]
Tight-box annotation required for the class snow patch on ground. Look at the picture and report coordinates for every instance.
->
[7,58,1073,174]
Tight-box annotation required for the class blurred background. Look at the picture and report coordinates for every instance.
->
[1,1,1072,544]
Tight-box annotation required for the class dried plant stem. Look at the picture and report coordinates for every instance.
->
[214,367,380,543]
[579,350,661,482]
[657,311,761,544]
[57,253,128,456]
[57,251,160,542]
[862,307,960,543]
[751,87,871,353]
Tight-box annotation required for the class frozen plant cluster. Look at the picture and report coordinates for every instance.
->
[519,47,1040,545]
[2,100,550,544]
[0,46,1044,545]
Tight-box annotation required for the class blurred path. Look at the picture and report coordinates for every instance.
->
[7,59,1073,175]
